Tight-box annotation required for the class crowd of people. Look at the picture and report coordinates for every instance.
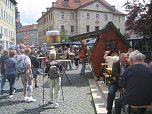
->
[101,48,152,114]
[1,45,152,112]
[0,45,87,108]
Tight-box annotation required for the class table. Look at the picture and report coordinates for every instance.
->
[57,59,72,70]
[37,57,45,59]
[101,63,108,66]
[56,59,71,62]
[106,68,112,74]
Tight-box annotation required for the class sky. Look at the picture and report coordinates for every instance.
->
[15,0,144,25]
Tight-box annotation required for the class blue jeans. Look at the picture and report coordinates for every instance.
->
[115,97,147,114]
[6,74,16,95]
[106,82,119,112]
[1,73,7,92]
[80,59,86,76]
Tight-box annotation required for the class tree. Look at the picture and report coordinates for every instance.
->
[124,0,152,38]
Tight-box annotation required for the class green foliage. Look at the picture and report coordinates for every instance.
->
[124,0,152,38]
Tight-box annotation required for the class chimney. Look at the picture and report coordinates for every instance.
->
[46,7,51,11]
[42,12,46,16]
[111,5,115,12]
[52,2,56,7]
[64,0,69,7]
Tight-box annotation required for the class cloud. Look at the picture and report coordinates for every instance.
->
[16,0,56,25]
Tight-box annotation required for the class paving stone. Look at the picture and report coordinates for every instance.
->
[0,65,95,114]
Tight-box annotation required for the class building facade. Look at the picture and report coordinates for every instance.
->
[0,0,17,52]
[37,0,126,44]
[17,24,38,45]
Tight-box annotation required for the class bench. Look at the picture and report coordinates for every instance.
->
[103,73,110,86]
[128,105,152,114]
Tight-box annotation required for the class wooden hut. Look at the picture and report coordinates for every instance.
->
[69,22,130,76]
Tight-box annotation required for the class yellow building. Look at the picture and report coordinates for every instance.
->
[0,0,17,53]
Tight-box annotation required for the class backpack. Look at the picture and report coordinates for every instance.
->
[30,56,39,68]
[48,60,60,79]
[16,56,27,74]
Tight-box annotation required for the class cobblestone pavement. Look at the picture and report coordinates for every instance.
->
[0,65,96,114]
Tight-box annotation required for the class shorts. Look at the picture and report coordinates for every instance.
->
[32,67,37,78]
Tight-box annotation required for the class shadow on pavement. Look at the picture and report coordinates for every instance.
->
[15,104,55,114]
[0,100,26,107]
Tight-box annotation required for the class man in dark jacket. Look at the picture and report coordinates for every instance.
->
[115,52,152,114]
[106,53,129,114]
[0,50,9,95]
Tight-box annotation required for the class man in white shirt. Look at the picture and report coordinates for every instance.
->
[104,51,119,68]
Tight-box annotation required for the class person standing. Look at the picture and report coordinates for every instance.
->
[30,52,39,88]
[4,50,17,98]
[79,45,87,76]
[20,48,36,102]
[106,53,129,114]
[74,46,79,69]
[0,50,9,95]
[45,52,62,108]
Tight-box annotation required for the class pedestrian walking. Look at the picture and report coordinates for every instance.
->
[4,50,17,98]
[0,50,9,95]
[19,48,36,102]
[79,45,87,76]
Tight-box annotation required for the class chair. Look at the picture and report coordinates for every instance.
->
[103,72,110,86]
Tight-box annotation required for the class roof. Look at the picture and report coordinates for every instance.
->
[54,0,124,14]
[37,0,125,21]
[17,24,38,32]
[69,21,130,47]
[10,0,17,5]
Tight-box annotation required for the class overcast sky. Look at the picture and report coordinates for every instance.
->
[16,0,145,25]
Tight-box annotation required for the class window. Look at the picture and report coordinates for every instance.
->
[87,13,90,19]
[118,17,121,23]
[0,26,2,34]
[96,4,99,7]
[70,13,74,19]
[105,41,116,50]
[71,26,74,33]
[96,13,99,20]
[95,26,99,31]
[61,25,64,31]
[49,15,50,20]
[86,25,90,32]
[61,12,64,19]
[104,14,108,20]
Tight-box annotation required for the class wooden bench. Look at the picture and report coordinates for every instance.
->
[128,105,152,114]
[103,73,110,86]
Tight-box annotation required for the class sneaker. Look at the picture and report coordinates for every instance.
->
[48,98,53,104]
[54,103,59,108]
[35,85,39,88]
[107,111,112,114]
[24,96,29,101]
[48,101,53,104]
[13,89,16,94]
[8,95,14,98]
[28,97,36,102]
